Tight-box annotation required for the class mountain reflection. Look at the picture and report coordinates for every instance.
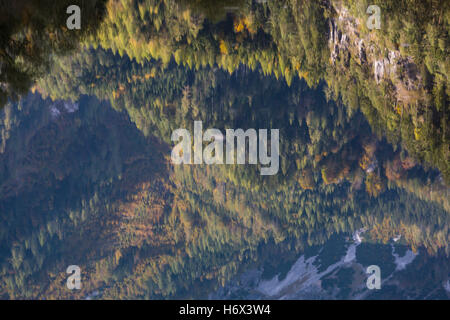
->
[0,0,448,299]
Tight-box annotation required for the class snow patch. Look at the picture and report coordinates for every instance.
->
[344,243,357,263]
[256,231,367,299]
[49,104,61,118]
[352,227,367,244]
[393,247,417,271]
[444,280,450,293]
[256,255,318,297]
[374,60,384,84]
[63,101,79,113]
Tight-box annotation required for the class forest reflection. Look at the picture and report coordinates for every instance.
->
[0,0,448,299]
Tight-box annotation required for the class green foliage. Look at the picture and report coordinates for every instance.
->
[0,0,107,108]
[0,0,448,300]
